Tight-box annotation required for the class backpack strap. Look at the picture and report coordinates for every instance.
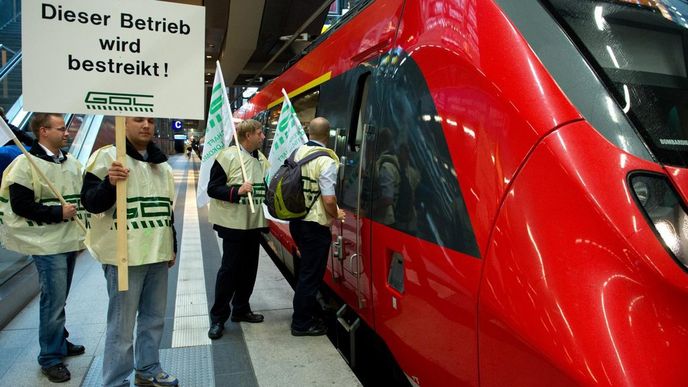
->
[295,150,331,166]
[294,150,333,215]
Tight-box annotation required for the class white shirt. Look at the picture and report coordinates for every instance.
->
[310,140,337,196]
[38,143,64,163]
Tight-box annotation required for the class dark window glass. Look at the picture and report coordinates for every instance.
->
[368,49,480,257]
[545,0,688,166]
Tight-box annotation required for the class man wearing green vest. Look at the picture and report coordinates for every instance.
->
[0,113,86,383]
[207,119,268,340]
[80,117,178,387]
[289,117,345,336]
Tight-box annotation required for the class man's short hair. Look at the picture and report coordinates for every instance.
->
[30,113,63,138]
[236,119,261,140]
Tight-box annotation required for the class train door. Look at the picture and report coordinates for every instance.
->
[330,73,375,325]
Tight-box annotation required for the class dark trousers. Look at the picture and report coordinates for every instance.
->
[209,228,261,324]
[289,220,332,330]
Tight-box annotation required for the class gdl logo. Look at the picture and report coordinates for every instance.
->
[84,91,154,113]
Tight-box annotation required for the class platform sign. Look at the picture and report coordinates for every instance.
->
[171,120,183,131]
[22,0,205,119]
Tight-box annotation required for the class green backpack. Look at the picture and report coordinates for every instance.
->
[265,149,330,220]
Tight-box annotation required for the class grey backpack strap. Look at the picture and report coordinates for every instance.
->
[296,151,330,166]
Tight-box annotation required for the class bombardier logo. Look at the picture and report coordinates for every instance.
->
[659,138,688,146]
[84,91,154,113]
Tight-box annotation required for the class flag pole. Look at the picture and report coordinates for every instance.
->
[217,67,256,213]
[0,118,87,233]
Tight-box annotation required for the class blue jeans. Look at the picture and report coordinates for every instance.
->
[102,263,169,387]
[33,252,78,368]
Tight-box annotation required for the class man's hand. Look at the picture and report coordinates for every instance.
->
[168,253,176,268]
[238,181,253,195]
[107,161,129,186]
[337,208,346,220]
[62,203,77,220]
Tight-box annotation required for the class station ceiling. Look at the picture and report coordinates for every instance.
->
[166,0,330,88]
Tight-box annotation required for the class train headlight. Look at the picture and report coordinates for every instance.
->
[630,173,688,267]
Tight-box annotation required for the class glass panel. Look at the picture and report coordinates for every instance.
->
[369,50,480,256]
[546,0,688,166]
[263,108,281,156]
[340,77,369,210]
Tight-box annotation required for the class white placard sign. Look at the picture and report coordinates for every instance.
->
[22,0,205,119]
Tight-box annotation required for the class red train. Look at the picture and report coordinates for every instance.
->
[235,0,688,385]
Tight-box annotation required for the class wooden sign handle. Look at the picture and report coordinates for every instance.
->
[115,116,128,291]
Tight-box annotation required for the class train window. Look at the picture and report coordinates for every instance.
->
[495,0,653,162]
[338,75,372,210]
[292,89,320,131]
[352,74,370,152]
[367,50,480,257]
[263,107,280,156]
[544,0,688,166]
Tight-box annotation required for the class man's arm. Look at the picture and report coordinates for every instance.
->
[319,161,345,220]
[322,195,344,220]
[80,172,116,214]
[81,160,129,214]
[208,160,252,203]
[9,183,64,223]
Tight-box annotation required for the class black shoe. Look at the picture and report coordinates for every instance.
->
[41,363,71,383]
[208,322,224,340]
[231,311,264,323]
[66,341,85,357]
[291,323,327,337]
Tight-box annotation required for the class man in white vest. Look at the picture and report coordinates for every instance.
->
[0,113,85,383]
[289,117,345,336]
[207,119,268,340]
[80,117,178,387]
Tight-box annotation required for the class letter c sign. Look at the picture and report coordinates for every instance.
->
[172,120,183,131]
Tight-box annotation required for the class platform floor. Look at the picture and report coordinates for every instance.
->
[0,154,361,387]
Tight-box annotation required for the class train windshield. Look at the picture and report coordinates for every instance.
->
[545,0,688,167]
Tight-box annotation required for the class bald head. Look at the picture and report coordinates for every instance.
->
[307,117,330,143]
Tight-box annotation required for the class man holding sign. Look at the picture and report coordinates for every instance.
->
[80,117,178,387]
[0,113,86,383]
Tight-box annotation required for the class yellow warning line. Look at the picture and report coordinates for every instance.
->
[267,71,332,109]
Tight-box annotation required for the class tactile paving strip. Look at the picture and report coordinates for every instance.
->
[81,345,214,386]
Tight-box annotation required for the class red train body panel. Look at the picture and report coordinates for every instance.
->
[237,0,688,385]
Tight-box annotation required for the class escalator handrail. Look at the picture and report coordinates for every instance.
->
[0,50,20,82]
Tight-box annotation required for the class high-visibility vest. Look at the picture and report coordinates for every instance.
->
[209,146,269,230]
[0,154,85,255]
[84,145,175,266]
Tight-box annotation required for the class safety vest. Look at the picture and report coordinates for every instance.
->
[84,145,175,266]
[0,154,85,255]
[209,146,269,230]
[294,145,339,227]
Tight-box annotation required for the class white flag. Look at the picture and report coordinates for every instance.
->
[265,89,309,185]
[197,62,234,208]
[0,118,16,146]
